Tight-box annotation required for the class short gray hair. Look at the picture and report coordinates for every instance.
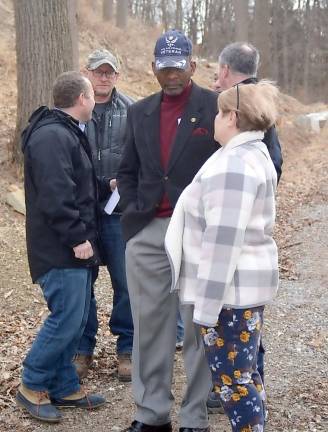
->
[219,42,260,76]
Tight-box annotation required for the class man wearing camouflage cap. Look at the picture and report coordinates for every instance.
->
[74,49,134,382]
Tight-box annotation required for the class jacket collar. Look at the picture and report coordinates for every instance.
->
[239,77,258,85]
[143,82,206,174]
[222,131,264,153]
[167,82,204,173]
[144,81,204,116]
[194,131,265,182]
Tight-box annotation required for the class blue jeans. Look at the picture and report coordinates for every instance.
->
[22,268,92,398]
[78,214,133,355]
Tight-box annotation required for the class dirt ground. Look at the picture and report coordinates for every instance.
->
[1,1,328,431]
[1,116,327,432]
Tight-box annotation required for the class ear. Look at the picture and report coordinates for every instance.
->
[228,110,238,126]
[78,92,86,107]
[190,60,196,75]
[81,67,89,77]
[222,64,229,80]
[151,62,157,75]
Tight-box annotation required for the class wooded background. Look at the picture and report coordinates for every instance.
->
[99,0,328,103]
[11,0,327,164]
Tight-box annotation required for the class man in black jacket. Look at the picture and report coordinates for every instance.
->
[207,42,283,417]
[16,72,105,423]
[74,49,134,382]
[118,30,216,432]
[213,41,283,181]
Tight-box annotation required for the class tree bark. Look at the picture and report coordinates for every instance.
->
[271,2,280,83]
[176,0,183,29]
[103,0,114,21]
[253,0,271,78]
[161,0,168,31]
[116,0,128,28]
[282,1,289,90]
[12,0,77,165]
[303,0,311,101]
[232,0,249,41]
[189,0,198,45]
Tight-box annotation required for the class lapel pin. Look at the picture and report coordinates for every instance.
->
[190,117,197,123]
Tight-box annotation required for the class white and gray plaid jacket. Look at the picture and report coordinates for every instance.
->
[165,131,279,327]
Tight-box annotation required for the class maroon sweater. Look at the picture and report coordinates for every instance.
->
[156,82,192,217]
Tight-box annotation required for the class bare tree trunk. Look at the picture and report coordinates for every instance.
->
[103,0,114,20]
[189,0,198,45]
[254,0,271,78]
[116,0,128,27]
[68,0,79,70]
[303,0,311,101]
[271,2,280,83]
[161,0,168,31]
[12,0,77,165]
[176,0,183,29]
[232,0,249,41]
[282,2,289,90]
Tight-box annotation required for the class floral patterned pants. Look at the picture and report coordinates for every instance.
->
[201,306,265,432]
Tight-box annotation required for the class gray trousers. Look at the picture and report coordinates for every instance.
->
[126,218,212,427]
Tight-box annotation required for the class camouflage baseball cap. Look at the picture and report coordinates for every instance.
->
[86,49,119,72]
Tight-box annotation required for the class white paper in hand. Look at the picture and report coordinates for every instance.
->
[104,187,120,215]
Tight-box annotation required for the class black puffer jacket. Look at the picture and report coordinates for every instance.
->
[22,107,101,282]
[85,88,134,209]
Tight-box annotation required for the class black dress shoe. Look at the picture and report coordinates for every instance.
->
[179,428,210,432]
[207,391,225,414]
[123,420,172,432]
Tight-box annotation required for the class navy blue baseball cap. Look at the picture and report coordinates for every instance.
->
[154,29,193,70]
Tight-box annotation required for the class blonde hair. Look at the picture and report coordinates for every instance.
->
[218,80,279,131]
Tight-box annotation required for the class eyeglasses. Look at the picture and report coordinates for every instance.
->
[92,69,116,79]
[236,83,240,111]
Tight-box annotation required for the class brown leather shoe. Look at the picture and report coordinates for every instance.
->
[117,353,132,382]
[73,354,93,380]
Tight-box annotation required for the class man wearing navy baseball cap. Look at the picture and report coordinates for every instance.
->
[154,29,193,71]
[118,29,218,432]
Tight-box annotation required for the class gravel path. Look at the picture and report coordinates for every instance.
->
[1,125,327,432]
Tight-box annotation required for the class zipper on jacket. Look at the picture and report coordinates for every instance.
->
[97,114,103,165]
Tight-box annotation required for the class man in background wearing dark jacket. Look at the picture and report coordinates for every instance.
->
[16,72,106,423]
[207,41,283,416]
[213,41,283,181]
[74,49,134,382]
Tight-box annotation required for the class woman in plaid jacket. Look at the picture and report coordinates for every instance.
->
[165,81,279,432]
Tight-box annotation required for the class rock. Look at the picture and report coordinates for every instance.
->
[5,186,25,215]
[296,111,328,133]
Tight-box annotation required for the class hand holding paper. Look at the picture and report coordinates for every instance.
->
[104,187,120,215]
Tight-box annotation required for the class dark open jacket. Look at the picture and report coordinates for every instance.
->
[118,81,283,242]
[22,107,102,282]
[241,77,283,181]
[117,82,218,241]
[85,88,134,210]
